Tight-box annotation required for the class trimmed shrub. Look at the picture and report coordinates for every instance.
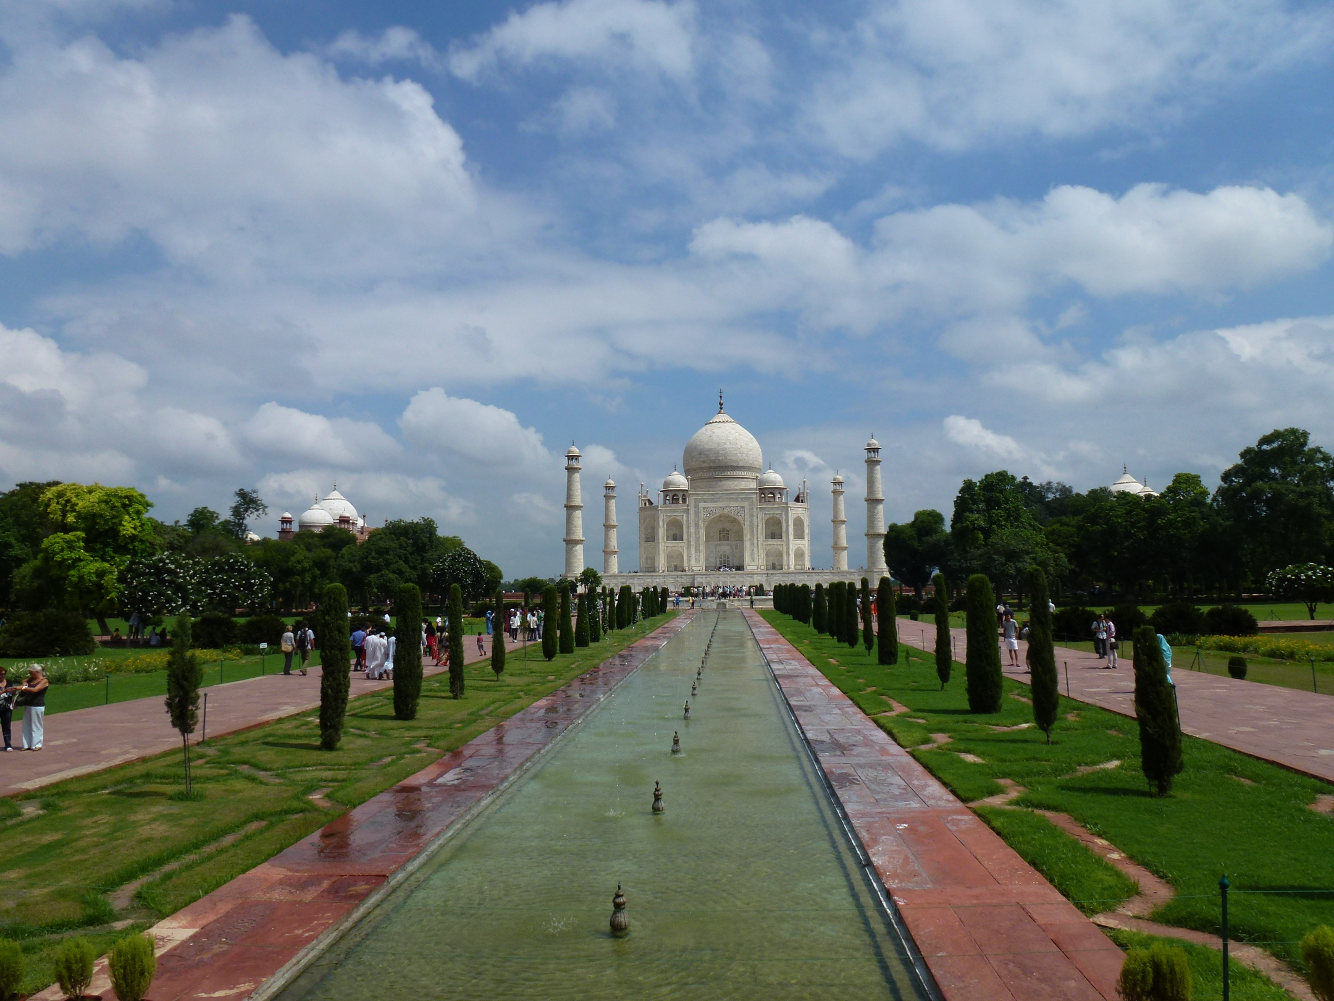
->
[53,937,96,999]
[393,584,423,720]
[933,573,951,690]
[492,589,508,675]
[1301,925,1334,1001]
[557,584,574,654]
[542,585,559,661]
[1029,568,1058,743]
[1051,605,1098,644]
[447,584,466,696]
[1151,602,1205,637]
[1118,947,1154,1001]
[109,932,157,1001]
[164,612,202,794]
[236,614,285,646]
[861,578,874,653]
[190,611,237,649]
[1227,656,1248,680]
[1133,625,1184,795]
[844,581,859,649]
[618,585,632,629]
[0,609,96,657]
[1203,604,1258,637]
[1117,943,1192,1001]
[965,575,1003,713]
[877,578,897,665]
[575,592,590,647]
[587,590,601,643]
[318,584,351,750]
[0,938,23,1000]
[813,583,827,633]
[798,584,811,624]
[828,581,843,641]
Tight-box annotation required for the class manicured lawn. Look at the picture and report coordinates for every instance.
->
[1105,929,1294,1001]
[760,612,1334,972]
[0,613,674,996]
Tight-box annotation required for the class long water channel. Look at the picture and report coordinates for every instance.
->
[276,610,930,1000]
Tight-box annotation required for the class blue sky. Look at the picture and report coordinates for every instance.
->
[1,0,1333,576]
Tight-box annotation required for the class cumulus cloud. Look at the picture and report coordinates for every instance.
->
[803,0,1334,156]
[448,0,695,81]
[241,403,402,467]
[326,27,444,70]
[259,469,473,526]
[399,389,550,467]
[943,416,1024,459]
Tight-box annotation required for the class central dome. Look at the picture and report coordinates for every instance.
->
[683,411,763,486]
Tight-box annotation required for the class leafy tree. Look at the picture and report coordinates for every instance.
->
[393,584,423,720]
[877,577,897,665]
[1132,625,1183,795]
[514,576,551,607]
[1267,563,1334,619]
[20,532,121,624]
[1216,428,1334,579]
[813,583,827,632]
[578,566,602,592]
[884,510,949,601]
[318,584,351,749]
[491,587,507,677]
[558,583,575,653]
[575,591,590,647]
[433,544,489,604]
[447,584,466,697]
[164,612,202,795]
[860,578,874,652]
[197,554,271,612]
[1028,567,1058,743]
[932,573,951,690]
[226,488,268,539]
[186,507,222,535]
[39,483,156,561]
[249,539,318,610]
[844,581,858,649]
[542,585,558,660]
[965,574,1003,713]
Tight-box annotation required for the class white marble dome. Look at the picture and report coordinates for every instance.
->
[663,468,689,491]
[298,504,334,530]
[758,467,785,489]
[683,411,763,484]
[317,488,359,522]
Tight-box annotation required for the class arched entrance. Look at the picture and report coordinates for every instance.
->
[705,514,744,570]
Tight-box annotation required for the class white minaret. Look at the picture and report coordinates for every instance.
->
[602,478,618,575]
[865,437,887,576]
[831,474,848,572]
[563,444,584,578]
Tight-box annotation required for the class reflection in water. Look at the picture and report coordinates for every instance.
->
[277,611,927,1000]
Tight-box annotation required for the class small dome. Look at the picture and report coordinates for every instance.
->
[317,488,359,522]
[298,505,334,529]
[280,511,293,520]
[831,474,844,485]
[663,468,689,490]
[1111,468,1145,494]
[682,411,762,484]
[566,444,581,458]
[604,478,616,488]
[866,437,880,449]
[758,467,786,489]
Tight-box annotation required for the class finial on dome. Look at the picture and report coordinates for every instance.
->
[718,388,724,413]
[1123,463,1128,474]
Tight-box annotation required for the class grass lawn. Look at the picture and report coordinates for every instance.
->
[1105,928,1294,1001]
[760,612,1334,974]
[0,613,674,996]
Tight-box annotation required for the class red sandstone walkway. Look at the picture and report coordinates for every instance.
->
[1,637,507,796]
[31,614,695,1001]
[745,610,1122,1001]
[896,618,1334,784]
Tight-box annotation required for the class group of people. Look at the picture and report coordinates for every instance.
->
[0,665,48,751]
[279,622,314,676]
[486,607,544,644]
[1090,612,1120,669]
[350,624,398,679]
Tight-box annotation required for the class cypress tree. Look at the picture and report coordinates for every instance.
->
[799,584,811,624]
[1133,625,1184,795]
[774,583,783,614]
[1028,568,1058,742]
[164,611,202,794]
[447,583,466,698]
[317,583,351,748]
[965,574,1003,713]
[618,585,632,628]
[660,587,669,612]
[558,583,575,654]
[575,591,590,647]
[813,583,827,632]
[877,577,897,665]
[933,573,951,690]
[393,583,424,719]
[541,584,558,660]
[844,582,859,649]
[861,578,874,653]
[587,591,601,643]
[491,587,508,678]
[829,581,843,641]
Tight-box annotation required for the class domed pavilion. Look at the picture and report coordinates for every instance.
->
[278,486,375,543]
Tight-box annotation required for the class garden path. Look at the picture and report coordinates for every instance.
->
[895,618,1334,784]
[0,636,504,797]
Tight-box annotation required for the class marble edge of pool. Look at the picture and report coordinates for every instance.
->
[33,612,699,1001]
[742,610,1125,1001]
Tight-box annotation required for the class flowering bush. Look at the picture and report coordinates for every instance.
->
[1266,563,1334,619]
[1193,634,1334,662]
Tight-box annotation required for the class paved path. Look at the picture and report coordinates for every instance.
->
[896,618,1334,784]
[747,611,1121,1001]
[1,637,507,797]
[31,614,696,1001]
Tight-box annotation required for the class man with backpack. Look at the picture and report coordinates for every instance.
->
[295,621,312,676]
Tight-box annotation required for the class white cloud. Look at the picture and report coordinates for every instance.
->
[449,0,695,81]
[241,402,402,467]
[803,0,1334,156]
[326,27,444,70]
[258,469,473,526]
[552,87,617,134]
[399,389,550,467]
[943,416,1024,459]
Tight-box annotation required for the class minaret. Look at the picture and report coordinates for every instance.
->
[831,474,848,571]
[602,479,618,575]
[563,444,584,578]
[865,437,887,576]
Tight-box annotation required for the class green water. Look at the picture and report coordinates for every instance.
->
[276,611,928,1000]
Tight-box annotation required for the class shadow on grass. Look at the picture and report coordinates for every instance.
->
[260,740,325,751]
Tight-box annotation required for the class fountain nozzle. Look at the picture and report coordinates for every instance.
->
[691,681,697,696]
[671,731,681,754]
[610,884,629,936]
[683,700,691,719]
[652,781,665,813]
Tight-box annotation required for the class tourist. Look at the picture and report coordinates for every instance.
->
[0,667,16,750]
[385,632,396,679]
[300,622,313,676]
[476,630,485,657]
[537,610,544,638]
[17,666,48,751]
[425,619,438,663]
[528,609,538,641]
[111,627,121,641]
[351,624,367,671]
[1105,618,1119,669]
[280,624,296,675]
[1002,612,1020,668]
[365,629,386,679]
[1091,614,1106,659]
[1158,633,1175,684]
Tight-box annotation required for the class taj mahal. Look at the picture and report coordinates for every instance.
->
[562,397,888,589]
